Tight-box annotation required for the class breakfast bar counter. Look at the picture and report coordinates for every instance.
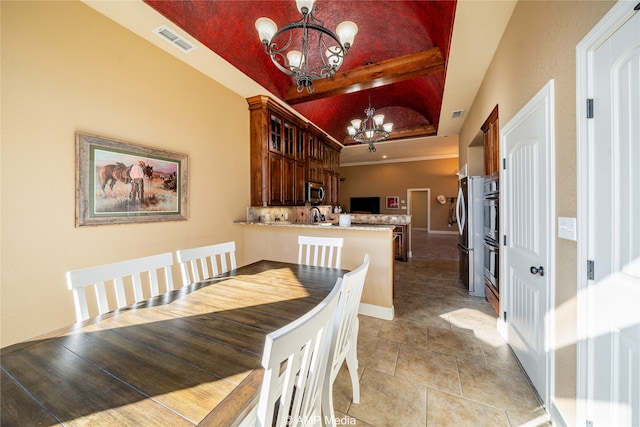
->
[236,220,396,321]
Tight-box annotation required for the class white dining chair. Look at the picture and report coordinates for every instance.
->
[298,236,344,268]
[240,282,342,427]
[322,254,370,427]
[175,241,237,286]
[66,252,175,323]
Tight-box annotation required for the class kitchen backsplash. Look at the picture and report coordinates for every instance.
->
[246,206,411,225]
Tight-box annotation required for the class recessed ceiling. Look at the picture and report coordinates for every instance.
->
[83,0,517,165]
[144,0,454,141]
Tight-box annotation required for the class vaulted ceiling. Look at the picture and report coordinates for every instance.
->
[84,0,517,165]
[144,0,455,146]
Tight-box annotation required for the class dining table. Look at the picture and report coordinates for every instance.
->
[0,260,346,426]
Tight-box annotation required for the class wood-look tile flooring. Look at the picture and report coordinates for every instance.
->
[331,231,550,426]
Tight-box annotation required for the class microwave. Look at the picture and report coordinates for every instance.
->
[306,182,325,204]
[483,194,499,243]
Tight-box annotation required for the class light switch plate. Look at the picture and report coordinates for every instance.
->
[558,217,577,241]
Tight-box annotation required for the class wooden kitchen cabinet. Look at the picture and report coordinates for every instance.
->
[247,95,342,206]
[393,225,407,261]
[482,105,500,178]
[485,279,500,315]
[269,153,284,205]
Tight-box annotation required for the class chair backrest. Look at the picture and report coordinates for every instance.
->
[256,283,341,427]
[298,236,344,268]
[66,252,175,323]
[175,241,237,286]
[327,254,370,380]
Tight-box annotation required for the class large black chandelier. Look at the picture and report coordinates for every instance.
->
[255,0,358,93]
[347,96,393,152]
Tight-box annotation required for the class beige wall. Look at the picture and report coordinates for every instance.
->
[1,1,251,347]
[457,1,615,424]
[340,157,459,232]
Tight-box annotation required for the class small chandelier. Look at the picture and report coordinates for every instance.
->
[347,96,393,152]
[255,0,358,93]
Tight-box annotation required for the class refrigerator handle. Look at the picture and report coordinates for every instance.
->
[456,185,465,236]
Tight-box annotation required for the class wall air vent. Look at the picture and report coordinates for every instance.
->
[451,109,464,119]
[153,26,196,53]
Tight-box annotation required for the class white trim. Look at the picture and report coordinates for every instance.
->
[428,230,458,235]
[575,2,637,425]
[358,302,394,320]
[500,79,556,414]
[341,154,457,167]
[406,188,430,258]
[497,316,508,341]
[549,402,569,427]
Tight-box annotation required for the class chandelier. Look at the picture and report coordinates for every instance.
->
[347,97,393,152]
[255,0,358,93]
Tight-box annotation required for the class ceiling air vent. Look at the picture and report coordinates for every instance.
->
[153,26,196,53]
[451,109,464,119]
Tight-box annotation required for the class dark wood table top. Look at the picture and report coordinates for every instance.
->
[1,260,345,426]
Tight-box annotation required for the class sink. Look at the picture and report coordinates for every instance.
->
[311,222,333,227]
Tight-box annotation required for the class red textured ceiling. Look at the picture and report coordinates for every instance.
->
[145,0,456,143]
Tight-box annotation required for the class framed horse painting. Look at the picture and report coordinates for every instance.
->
[75,132,189,226]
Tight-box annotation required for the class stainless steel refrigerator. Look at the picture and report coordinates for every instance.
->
[456,176,485,297]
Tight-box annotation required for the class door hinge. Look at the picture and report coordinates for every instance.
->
[586,419,593,427]
[587,260,595,280]
[503,235,507,246]
[586,99,594,119]
[503,311,507,322]
[502,158,506,170]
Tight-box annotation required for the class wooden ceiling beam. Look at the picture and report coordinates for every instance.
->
[342,123,437,145]
[285,47,445,105]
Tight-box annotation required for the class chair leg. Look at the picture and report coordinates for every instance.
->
[345,343,360,404]
[322,385,337,427]
[346,319,360,404]
[314,402,336,427]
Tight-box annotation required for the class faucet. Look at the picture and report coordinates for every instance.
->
[308,206,321,224]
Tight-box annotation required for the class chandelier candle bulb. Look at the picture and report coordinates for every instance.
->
[295,0,315,14]
[255,18,277,43]
[287,51,304,69]
[336,21,358,47]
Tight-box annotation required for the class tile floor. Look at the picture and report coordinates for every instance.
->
[330,231,550,426]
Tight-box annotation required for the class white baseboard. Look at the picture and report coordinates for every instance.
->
[549,402,568,427]
[358,303,394,320]
[427,229,458,235]
[497,317,508,341]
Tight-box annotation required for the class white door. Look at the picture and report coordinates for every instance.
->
[584,7,640,426]
[502,81,555,406]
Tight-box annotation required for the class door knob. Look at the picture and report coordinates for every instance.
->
[530,266,544,276]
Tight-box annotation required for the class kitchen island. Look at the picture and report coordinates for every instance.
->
[236,220,396,320]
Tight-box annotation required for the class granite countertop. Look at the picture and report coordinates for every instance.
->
[234,221,395,231]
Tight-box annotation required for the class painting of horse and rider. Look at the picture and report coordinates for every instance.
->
[76,133,188,226]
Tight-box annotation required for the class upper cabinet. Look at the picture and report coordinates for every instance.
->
[482,105,500,178]
[247,95,341,207]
